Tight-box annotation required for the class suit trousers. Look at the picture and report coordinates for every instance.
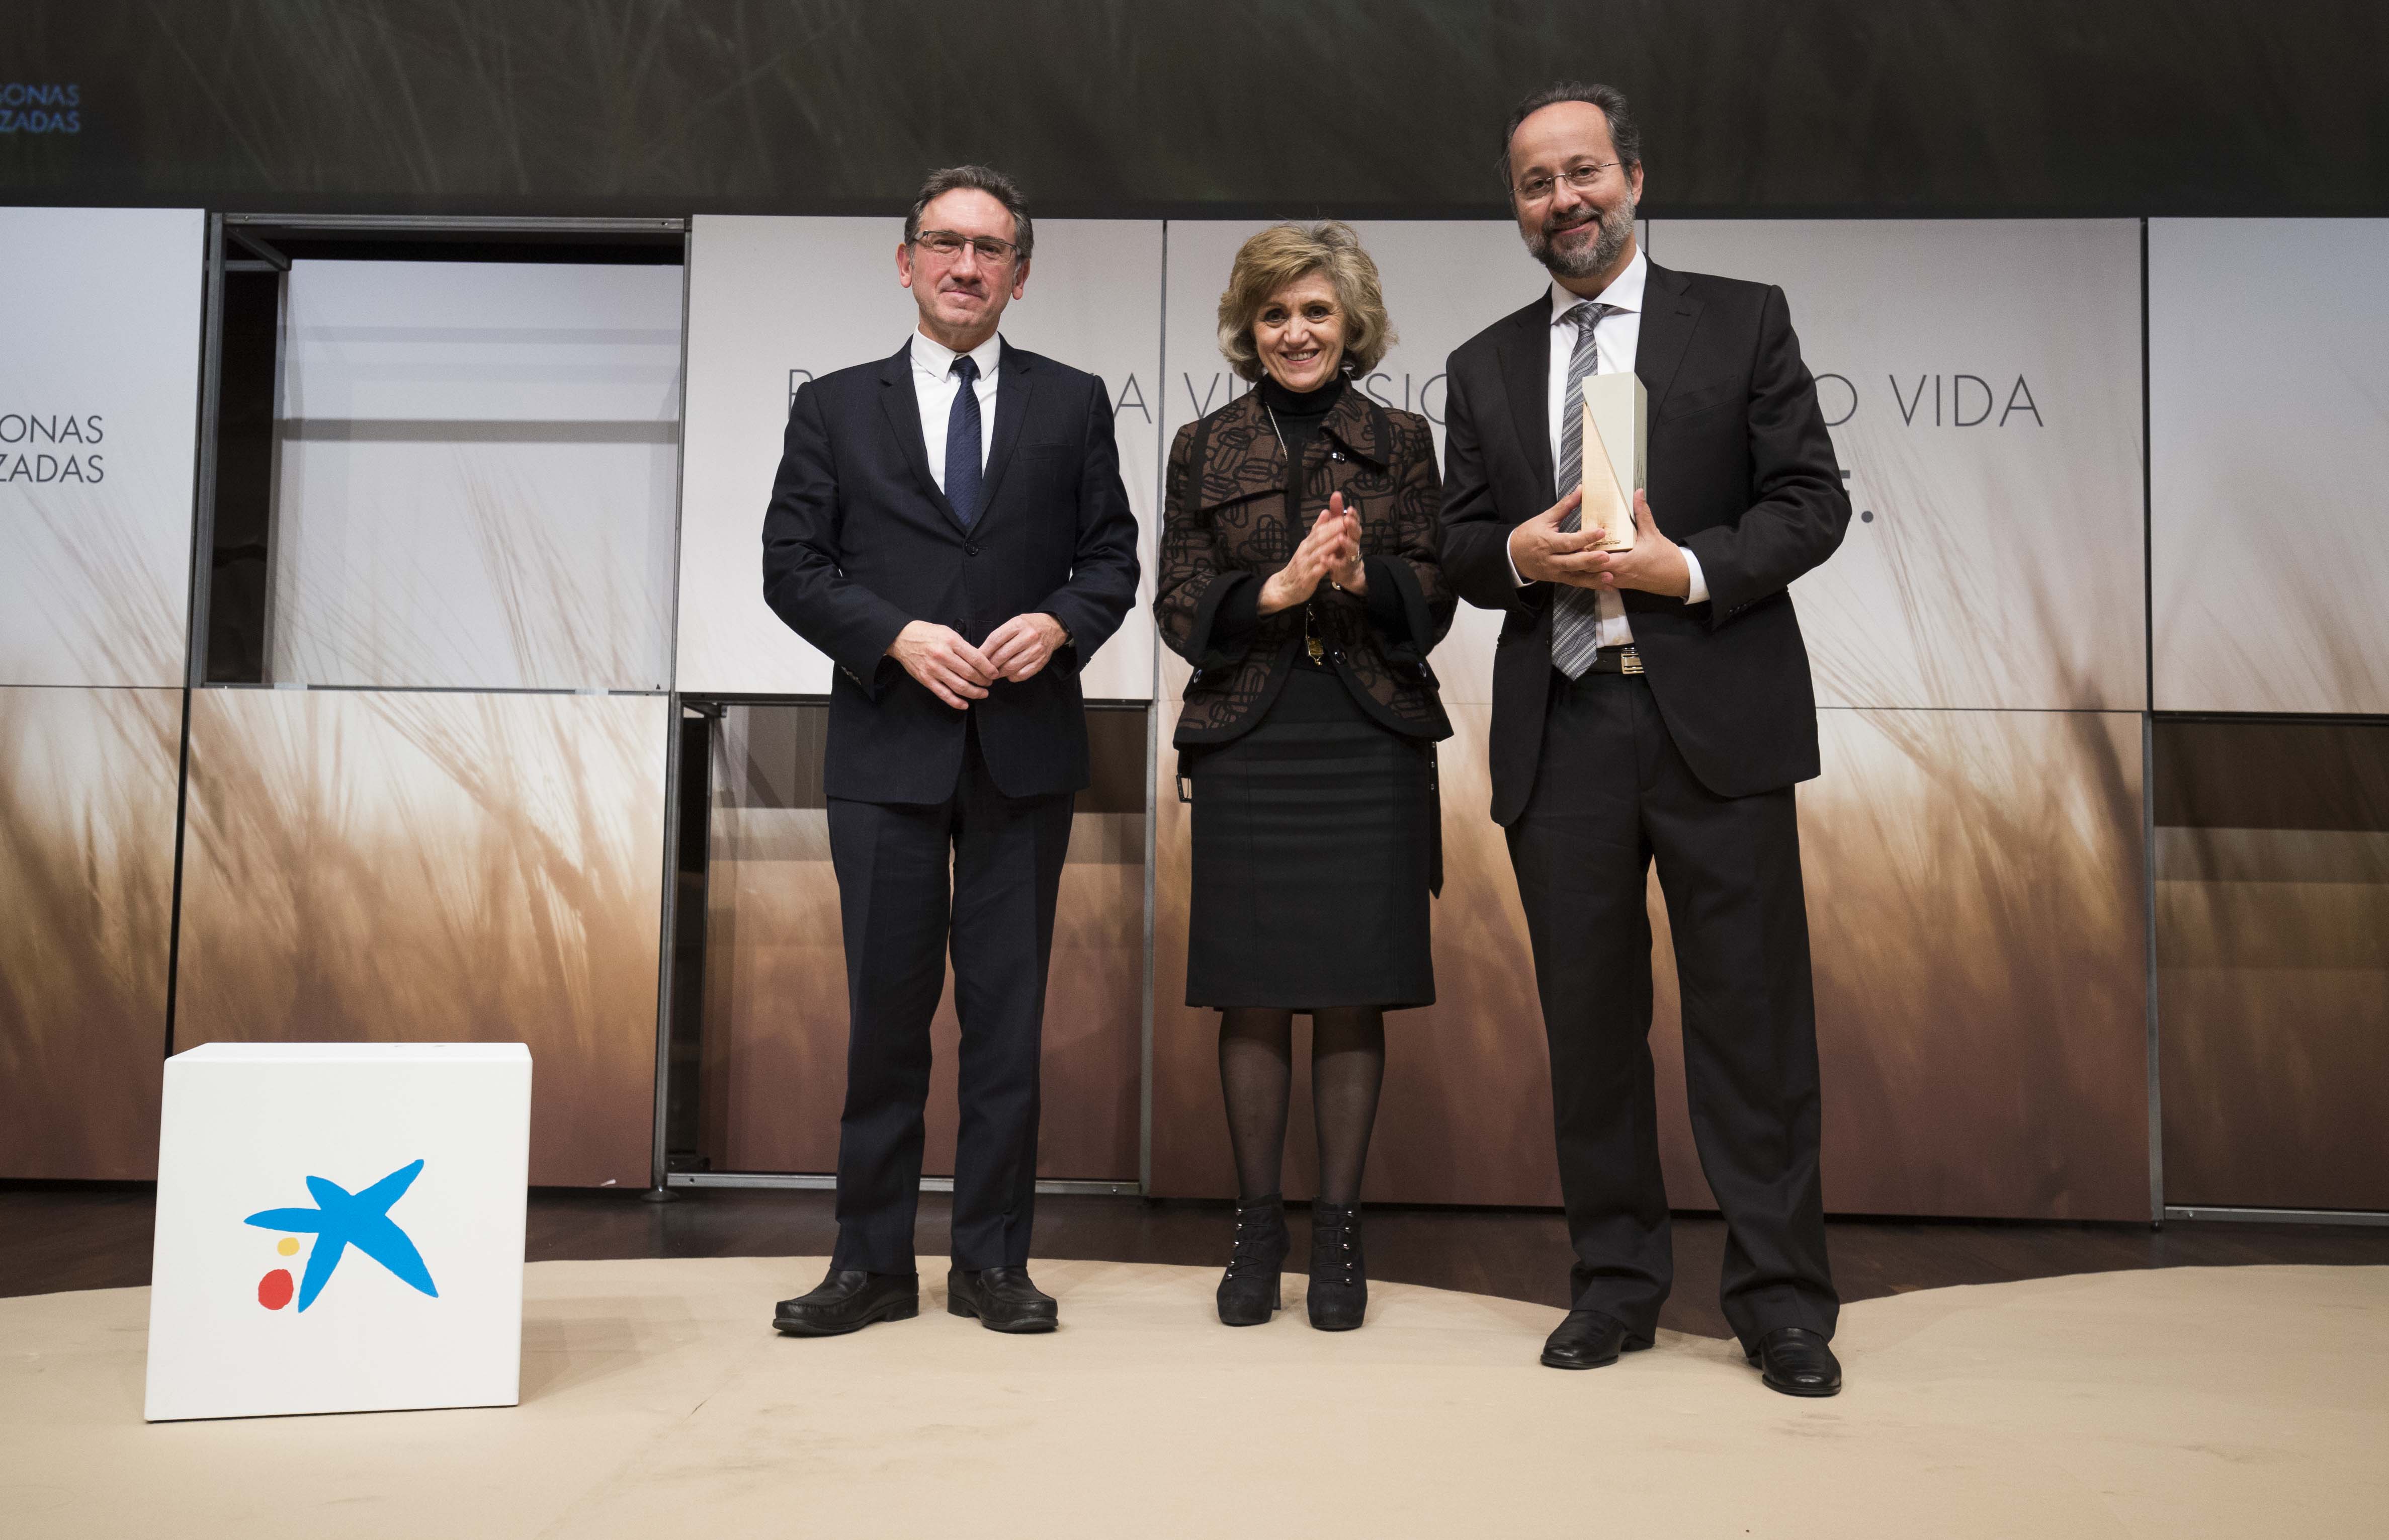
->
[1506,667,1838,1351]
[825,718,1074,1273]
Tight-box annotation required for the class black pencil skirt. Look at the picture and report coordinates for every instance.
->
[1184,664,1436,1010]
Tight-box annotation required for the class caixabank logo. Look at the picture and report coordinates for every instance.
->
[243,1157,441,1313]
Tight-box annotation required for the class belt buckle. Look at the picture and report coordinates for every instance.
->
[1619,646,1644,676]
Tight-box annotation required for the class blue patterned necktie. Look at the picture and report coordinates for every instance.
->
[946,353,984,528]
[1552,301,1621,678]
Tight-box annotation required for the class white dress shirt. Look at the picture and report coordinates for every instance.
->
[1514,249,1708,639]
[909,328,1002,491]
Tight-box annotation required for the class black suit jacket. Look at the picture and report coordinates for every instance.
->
[761,339,1141,804]
[1441,261,1849,823]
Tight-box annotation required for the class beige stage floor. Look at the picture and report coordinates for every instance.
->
[2,1257,2382,1537]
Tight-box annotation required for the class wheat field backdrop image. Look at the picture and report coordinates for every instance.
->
[1151,675,2149,1216]
[0,684,182,1179]
[1741,707,2146,1220]
[2158,828,2389,1212]
[695,705,1144,1181]
[2154,716,2389,1213]
[173,688,670,1187]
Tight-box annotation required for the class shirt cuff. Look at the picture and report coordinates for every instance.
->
[1509,538,1529,587]
[1681,547,1710,606]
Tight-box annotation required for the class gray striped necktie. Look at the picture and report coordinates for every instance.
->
[1552,300,1621,679]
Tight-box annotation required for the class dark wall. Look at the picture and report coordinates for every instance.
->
[5,1,2384,217]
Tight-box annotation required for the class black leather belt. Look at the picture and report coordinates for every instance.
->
[1577,645,1645,676]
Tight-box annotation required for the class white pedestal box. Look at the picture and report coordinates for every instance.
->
[143,1042,533,1422]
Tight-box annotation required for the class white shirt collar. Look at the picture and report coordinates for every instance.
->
[910,327,1003,382]
[1549,248,1648,325]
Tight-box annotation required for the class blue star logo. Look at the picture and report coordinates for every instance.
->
[244,1158,440,1312]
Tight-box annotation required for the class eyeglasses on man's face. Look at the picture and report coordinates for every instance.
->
[1514,161,1619,204]
[914,229,1020,264]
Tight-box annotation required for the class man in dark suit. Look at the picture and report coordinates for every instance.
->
[760,165,1139,1336]
[1442,84,1850,1395]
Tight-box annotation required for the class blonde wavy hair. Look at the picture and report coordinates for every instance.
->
[1216,221,1396,384]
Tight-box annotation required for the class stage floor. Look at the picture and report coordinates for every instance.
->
[2,1257,2381,1537]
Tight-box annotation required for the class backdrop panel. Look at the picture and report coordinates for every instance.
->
[696,704,1144,1182]
[2150,218,2389,715]
[0,685,180,1179]
[1158,218,1562,706]
[676,217,1163,700]
[2155,718,2389,1212]
[0,207,202,689]
[271,259,684,691]
[175,688,668,1188]
[1649,219,2146,712]
[1747,708,2147,1220]
[1151,705,2147,1220]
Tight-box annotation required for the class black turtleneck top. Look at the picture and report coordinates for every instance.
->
[1211,374,1409,659]
[1258,373,1344,481]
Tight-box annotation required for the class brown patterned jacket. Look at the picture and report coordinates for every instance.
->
[1155,385,1455,747]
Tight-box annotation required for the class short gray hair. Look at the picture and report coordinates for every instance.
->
[1498,81,1643,197]
[1216,221,1396,383]
[904,164,1035,262]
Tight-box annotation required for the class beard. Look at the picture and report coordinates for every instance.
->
[1525,192,1637,280]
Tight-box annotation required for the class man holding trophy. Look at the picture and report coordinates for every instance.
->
[1440,82,1852,1395]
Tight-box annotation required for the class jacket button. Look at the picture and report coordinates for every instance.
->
[965,544,979,557]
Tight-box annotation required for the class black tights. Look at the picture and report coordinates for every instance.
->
[1218,1007,1386,1206]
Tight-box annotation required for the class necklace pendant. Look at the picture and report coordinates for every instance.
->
[1307,635,1325,664]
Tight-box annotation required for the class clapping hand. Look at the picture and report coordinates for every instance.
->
[1260,493,1364,614]
[1321,492,1367,595]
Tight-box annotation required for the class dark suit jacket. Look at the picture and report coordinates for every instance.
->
[1441,260,1849,823]
[761,339,1141,805]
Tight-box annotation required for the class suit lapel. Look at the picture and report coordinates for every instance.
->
[972,340,1035,525]
[877,342,963,530]
[1492,296,1555,499]
[1635,262,1702,416]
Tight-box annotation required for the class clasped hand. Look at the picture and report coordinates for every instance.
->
[1507,487,1689,597]
[887,613,1065,710]
[1258,492,1366,615]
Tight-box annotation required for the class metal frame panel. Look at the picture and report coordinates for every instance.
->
[669,1172,1137,1196]
[645,242,699,1201]
[224,215,686,237]
[2166,1206,2389,1228]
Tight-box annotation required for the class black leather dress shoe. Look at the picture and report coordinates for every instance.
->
[1540,1309,1646,1370]
[772,1269,919,1337]
[948,1266,1059,1333]
[1748,1326,1842,1396]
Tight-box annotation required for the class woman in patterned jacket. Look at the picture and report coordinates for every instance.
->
[1154,221,1455,1333]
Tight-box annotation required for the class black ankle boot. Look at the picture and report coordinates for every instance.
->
[1307,1202,1367,1330]
[1216,1194,1290,1326]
